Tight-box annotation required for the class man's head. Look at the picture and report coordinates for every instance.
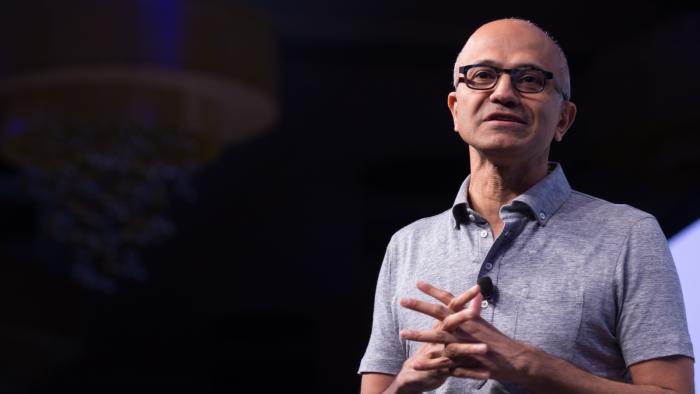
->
[452,19,571,101]
[448,18,577,166]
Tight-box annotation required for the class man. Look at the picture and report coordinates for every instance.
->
[358,18,694,394]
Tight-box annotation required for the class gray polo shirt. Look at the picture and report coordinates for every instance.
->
[359,163,693,393]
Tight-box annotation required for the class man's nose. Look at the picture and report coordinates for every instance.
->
[489,74,521,107]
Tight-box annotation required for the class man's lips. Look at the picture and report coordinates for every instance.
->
[483,112,526,124]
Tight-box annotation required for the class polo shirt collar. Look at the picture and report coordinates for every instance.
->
[513,162,572,225]
[451,162,572,228]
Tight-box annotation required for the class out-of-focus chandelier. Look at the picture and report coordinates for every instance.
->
[0,0,277,292]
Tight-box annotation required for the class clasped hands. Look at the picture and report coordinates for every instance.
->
[394,280,533,392]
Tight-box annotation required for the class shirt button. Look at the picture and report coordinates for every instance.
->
[469,214,476,221]
[539,212,546,220]
[484,262,493,270]
[481,300,489,309]
[479,229,488,238]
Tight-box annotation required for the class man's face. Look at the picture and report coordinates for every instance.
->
[448,21,576,165]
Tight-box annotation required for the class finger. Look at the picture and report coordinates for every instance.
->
[450,367,491,380]
[443,292,482,331]
[416,280,455,306]
[443,307,475,331]
[447,284,481,311]
[418,342,448,355]
[400,329,460,344]
[400,298,452,321]
[443,343,488,358]
[426,349,445,359]
[413,356,457,371]
[468,291,483,315]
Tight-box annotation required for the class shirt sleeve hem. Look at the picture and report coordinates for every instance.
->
[357,358,403,376]
[623,341,695,368]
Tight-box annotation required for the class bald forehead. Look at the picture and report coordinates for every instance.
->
[460,19,559,69]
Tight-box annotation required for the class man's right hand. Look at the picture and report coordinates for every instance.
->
[387,282,485,394]
[361,283,485,394]
[360,335,452,394]
[390,340,452,394]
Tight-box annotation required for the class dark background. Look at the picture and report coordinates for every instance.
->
[0,1,698,393]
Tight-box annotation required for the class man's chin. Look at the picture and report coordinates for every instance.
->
[467,143,534,165]
[468,139,528,153]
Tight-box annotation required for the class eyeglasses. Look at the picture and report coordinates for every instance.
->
[456,64,568,100]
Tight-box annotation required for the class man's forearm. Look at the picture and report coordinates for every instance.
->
[380,380,419,394]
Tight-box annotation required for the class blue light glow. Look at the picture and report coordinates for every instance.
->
[669,218,700,382]
[139,0,184,68]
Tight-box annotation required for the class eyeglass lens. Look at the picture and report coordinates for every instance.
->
[466,66,546,93]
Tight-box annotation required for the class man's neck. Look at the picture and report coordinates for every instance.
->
[467,154,549,237]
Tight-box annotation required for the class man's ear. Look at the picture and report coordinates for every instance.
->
[448,92,459,132]
[554,100,577,142]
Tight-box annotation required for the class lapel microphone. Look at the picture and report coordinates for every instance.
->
[477,276,494,300]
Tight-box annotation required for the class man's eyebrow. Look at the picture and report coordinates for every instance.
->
[469,60,546,70]
[469,59,500,67]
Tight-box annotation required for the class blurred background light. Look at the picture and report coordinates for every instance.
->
[669,217,700,382]
[0,0,277,292]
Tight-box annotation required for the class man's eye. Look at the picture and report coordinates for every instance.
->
[517,71,543,84]
[472,70,496,80]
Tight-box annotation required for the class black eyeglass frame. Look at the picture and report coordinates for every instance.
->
[456,64,569,100]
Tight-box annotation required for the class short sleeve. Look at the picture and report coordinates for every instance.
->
[358,236,406,375]
[614,216,694,366]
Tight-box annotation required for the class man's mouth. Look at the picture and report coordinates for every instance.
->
[484,112,526,124]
